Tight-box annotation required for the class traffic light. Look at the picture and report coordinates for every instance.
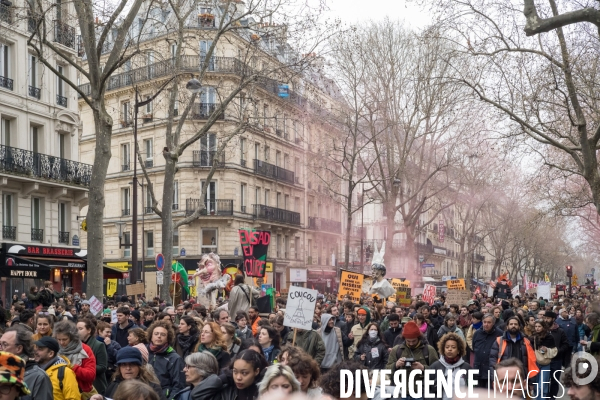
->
[566,265,573,278]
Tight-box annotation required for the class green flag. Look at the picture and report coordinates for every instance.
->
[172,261,190,294]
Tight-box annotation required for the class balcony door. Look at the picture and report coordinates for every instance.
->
[200,133,216,166]
[199,40,214,71]
[201,181,216,213]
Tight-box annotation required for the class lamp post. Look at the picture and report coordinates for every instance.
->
[131,77,202,283]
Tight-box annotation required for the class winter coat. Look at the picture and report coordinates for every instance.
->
[489,331,539,378]
[428,358,474,400]
[228,284,252,319]
[471,326,503,380]
[42,356,79,400]
[22,360,53,400]
[493,283,511,299]
[84,334,108,393]
[148,345,186,400]
[174,334,201,359]
[353,338,389,370]
[383,327,402,348]
[429,315,444,331]
[100,336,121,381]
[104,376,166,400]
[437,325,466,342]
[62,342,96,393]
[219,373,259,400]
[263,348,281,364]
[172,374,222,400]
[236,327,254,341]
[589,324,600,355]
[111,321,139,348]
[26,291,42,308]
[349,307,372,357]
[549,323,572,367]
[285,329,326,365]
[556,316,579,350]
[386,341,438,394]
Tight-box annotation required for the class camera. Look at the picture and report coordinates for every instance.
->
[404,358,415,368]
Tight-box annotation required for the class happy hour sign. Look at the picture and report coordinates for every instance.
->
[238,229,271,277]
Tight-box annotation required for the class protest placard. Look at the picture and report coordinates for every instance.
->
[88,296,103,316]
[126,283,145,296]
[283,286,318,330]
[445,290,471,305]
[447,279,466,290]
[388,279,409,302]
[338,270,364,303]
[422,284,436,305]
[537,282,551,300]
[511,285,520,297]
[238,229,271,277]
[396,287,412,306]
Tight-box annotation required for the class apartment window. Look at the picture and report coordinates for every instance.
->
[3,193,14,231]
[123,232,131,257]
[121,102,131,125]
[295,158,300,181]
[145,186,152,212]
[147,52,154,76]
[145,95,152,114]
[199,40,214,70]
[31,197,42,238]
[294,197,300,213]
[240,138,246,166]
[254,143,260,161]
[284,236,289,259]
[173,181,179,210]
[1,118,10,146]
[145,231,154,257]
[56,65,65,97]
[240,183,246,212]
[121,188,130,215]
[275,151,280,167]
[255,187,260,206]
[201,229,217,253]
[264,189,270,206]
[283,154,289,169]
[31,126,40,153]
[264,146,270,162]
[276,192,281,208]
[200,133,216,166]
[121,143,130,171]
[307,239,312,258]
[295,237,300,259]
[173,100,179,117]
[284,195,289,210]
[173,230,179,256]
[58,202,68,232]
[58,133,67,159]
[201,181,216,212]
[144,138,153,167]
[0,43,10,85]
[171,44,177,59]
[28,55,38,89]
[276,234,281,258]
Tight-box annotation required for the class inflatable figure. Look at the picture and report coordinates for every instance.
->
[369,242,396,299]
[191,253,231,306]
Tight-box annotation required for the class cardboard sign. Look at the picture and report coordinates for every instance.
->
[111,309,118,324]
[511,285,520,297]
[422,284,436,305]
[126,283,145,296]
[446,290,471,305]
[238,229,270,277]
[396,287,412,306]
[537,282,551,300]
[88,296,103,316]
[283,286,317,330]
[338,270,364,303]
[362,276,373,294]
[447,279,466,290]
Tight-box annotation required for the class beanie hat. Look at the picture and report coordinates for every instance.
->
[402,321,421,339]
[0,352,30,395]
[133,343,149,363]
[357,308,367,316]
[544,311,557,320]
[116,347,143,366]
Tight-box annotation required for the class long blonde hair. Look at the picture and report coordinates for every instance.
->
[202,322,227,351]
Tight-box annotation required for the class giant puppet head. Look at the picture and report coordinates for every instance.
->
[369,241,396,298]
[196,253,222,283]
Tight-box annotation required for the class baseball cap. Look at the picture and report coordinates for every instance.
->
[33,337,60,355]
[0,352,30,395]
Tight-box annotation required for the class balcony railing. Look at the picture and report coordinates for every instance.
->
[29,86,41,99]
[308,217,341,234]
[0,3,12,24]
[2,226,16,240]
[0,76,13,91]
[58,231,69,244]
[122,209,130,216]
[144,207,153,214]
[192,151,224,167]
[198,16,216,28]
[0,145,92,187]
[54,20,76,49]
[190,103,224,120]
[253,159,295,184]
[122,163,130,171]
[56,94,67,107]
[185,199,233,216]
[31,228,43,242]
[172,203,179,210]
[28,12,40,33]
[252,204,301,226]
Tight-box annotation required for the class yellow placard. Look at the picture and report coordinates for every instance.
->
[107,279,118,297]
[388,279,409,301]
[338,270,364,303]
[397,290,412,306]
[188,271,197,298]
[447,279,466,290]
[266,262,273,273]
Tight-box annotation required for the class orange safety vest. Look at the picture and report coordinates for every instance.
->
[496,336,539,378]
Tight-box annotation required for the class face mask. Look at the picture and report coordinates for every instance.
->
[369,331,378,339]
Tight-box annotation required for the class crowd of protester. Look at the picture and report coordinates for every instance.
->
[0,279,598,400]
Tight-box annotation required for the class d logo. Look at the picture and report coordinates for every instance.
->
[571,351,599,386]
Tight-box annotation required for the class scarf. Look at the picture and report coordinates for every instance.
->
[177,333,199,357]
[472,321,483,330]
[407,339,422,350]
[198,344,222,357]
[59,339,88,366]
[149,342,170,354]
[262,345,275,361]
[419,323,427,333]
[443,355,462,364]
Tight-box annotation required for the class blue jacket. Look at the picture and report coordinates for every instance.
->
[472,326,503,380]
[556,316,579,350]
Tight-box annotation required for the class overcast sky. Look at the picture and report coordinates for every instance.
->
[319,0,431,28]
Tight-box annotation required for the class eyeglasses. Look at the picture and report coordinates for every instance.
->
[0,385,14,394]
[0,342,13,349]
[184,364,198,370]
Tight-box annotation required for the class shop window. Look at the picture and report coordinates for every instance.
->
[145,231,154,257]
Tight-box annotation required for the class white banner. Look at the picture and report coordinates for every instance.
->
[537,282,551,300]
[511,285,520,297]
[283,286,317,330]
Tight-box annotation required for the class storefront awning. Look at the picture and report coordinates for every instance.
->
[20,256,86,269]
[1,256,52,280]
[104,265,130,279]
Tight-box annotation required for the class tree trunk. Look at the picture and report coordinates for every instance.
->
[160,157,176,300]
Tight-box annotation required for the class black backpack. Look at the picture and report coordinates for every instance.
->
[39,290,53,307]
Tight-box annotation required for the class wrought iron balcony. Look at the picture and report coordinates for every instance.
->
[0,3,12,24]
[0,76,12,91]
[253,159,295,184]
[122,163,130,171]
[54,20,75,49]
[0,144,92,187]
[56,94,67,107]
[58,231,69,244]
[122,209,130,216]
[252,204,300,226]
[2,226,16,240]
[190,103,224,120]
[144,207,153,214]
[308,217,341,234]
[185,199,233,216]
[31,228,43,242]
[172,203,179,210]
[198,16,215,28]
[29,86,41,99]
[192,151,224,167]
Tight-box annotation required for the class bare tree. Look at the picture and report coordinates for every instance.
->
[523,0,600,36]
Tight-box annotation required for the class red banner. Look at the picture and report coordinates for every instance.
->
[422,284,436,305]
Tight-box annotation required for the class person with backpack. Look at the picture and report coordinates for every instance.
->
[33,337,79,400]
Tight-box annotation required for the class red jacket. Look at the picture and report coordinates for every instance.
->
[71,343,97,392]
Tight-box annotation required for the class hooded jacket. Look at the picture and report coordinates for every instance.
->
[22,359,53,400]
[428,357,474,400]
[320,314,350,369]
[84,334,108,393]
[41,356,79,400]
[349,307,371,357]
[437,324,466,342]
[104,376,166,400]
[148,345,187,400]
[111,320,139,348]
[353,337,388,370]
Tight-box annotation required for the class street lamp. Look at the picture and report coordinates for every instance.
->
[131,76,201,284]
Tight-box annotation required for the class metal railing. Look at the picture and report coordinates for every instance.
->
[0,76,13,91]
[58,231,69,244]
[122,163,130,171]
[122,209,130,216]
[54,20,75,49]
[185,199,233,216]
[144,207,153,214]
[172,203,179,210]
[0,144,92,187]
[190,103,224,120]
[192,151,224,167]
[308,217,341,234]
[197,16,216,28]
[31,228,43,242]
[0,3,12,24]
[252,204,300,225]
[253,159,295,184]
[2,226,15,240]
[29,86,41,99]
[56,94,67,107]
